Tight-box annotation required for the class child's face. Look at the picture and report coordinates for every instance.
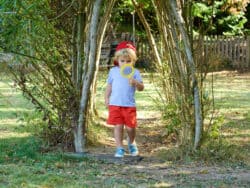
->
[118,55,132,67]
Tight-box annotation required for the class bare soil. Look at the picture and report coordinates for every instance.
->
[87,116,250,187]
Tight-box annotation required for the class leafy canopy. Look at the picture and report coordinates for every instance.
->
[192,0,249,35]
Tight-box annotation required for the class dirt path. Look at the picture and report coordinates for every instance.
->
[87,117,250,187]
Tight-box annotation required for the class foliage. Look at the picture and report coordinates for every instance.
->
[157,137,247,165]
[149,0,203,148]
[244,3,250,32]
[160,103,181,138]
[110,0,157,34]
[192,0,249,35]
[0,0,116,152]
[0,0,78,147]
[106,0,250,36]
[149,0,250,151]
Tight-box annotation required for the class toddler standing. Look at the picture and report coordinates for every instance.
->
[104,41,144,157]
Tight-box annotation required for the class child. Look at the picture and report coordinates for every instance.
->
[105,41,144,157]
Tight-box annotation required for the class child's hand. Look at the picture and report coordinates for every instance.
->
[129,78,138,87]
[129,78,144,91]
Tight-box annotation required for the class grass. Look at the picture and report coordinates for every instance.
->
[0,73,160,187]
[0,71,250,187]
[157,72,250,165]
[207,72,250,164]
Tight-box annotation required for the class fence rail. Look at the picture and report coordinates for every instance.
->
[3,33,248,71]
[194,35,250,71]
[100,34,250,71]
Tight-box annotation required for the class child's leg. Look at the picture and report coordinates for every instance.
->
[126,126,139,156]
[126,126,136,144]
[114,124,124,147]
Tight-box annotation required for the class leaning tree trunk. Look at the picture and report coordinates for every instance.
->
[131,0,162,68]
[169,0,203,150]
[89,0,116,116]
[134,0,203,149]
[74,0,116,153]
[153,0,191,145]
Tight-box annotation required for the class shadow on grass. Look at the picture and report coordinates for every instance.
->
[0,136,42,164]
[222,111,250,136]
[0,110,20,119]
[0,135,79,165]
[0,135,92,166]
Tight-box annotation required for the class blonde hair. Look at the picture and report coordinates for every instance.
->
[114,48,137,64]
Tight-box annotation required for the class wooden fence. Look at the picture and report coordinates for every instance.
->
[2,34,249,71]
[194,35,250,71]
[101,34,250,71]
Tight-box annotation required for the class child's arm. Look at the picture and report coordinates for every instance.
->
[135,81,144,91]
[105,84,112,108]
[129,78,144,91]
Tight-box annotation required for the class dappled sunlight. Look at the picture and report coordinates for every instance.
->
[137,111,161,119]
[0,71,250,187]
[224,135,250,144]
[222,131,250,142]
[211,105,249,118]
[0,107,32,112]
[0,118,19,126]
[136,98,155,105]
[222,111,249,120]
[0,82,13,88]
[0,90,20,97]
[0,80,34,142]
[0,130,30,139]
[0,87,16,92]
[153,182,174,187]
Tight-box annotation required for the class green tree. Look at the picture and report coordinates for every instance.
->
[131,0,203,149]
[0,0,116,153]
[192,0,249,35]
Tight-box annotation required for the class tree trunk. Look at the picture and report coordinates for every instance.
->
[71,16,78,86]
[153,0,191,145]
[76,7,85,89]
[169,0,203,149]
[74,0,116,153]
[89,0,116,116]
[72,0,87,153]
[74,0,102,153]
[131,0,162,67]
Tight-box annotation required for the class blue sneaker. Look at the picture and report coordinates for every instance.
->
[128,139,139,156]
[114,147,125,157]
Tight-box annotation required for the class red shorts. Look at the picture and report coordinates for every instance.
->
[107,105,137,128]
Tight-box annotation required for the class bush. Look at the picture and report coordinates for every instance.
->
[156,136,247,165]
[207,54,234,72]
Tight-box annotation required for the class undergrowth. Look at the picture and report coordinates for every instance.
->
[157,136,249,166]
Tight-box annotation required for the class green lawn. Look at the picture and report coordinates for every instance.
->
[0,71,249,187]
[207,72,250,159]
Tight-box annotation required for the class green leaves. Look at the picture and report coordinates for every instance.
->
[192,0,248,35]
[1,0,76,146]
[220,12,247,35]
[192,2,212,19]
